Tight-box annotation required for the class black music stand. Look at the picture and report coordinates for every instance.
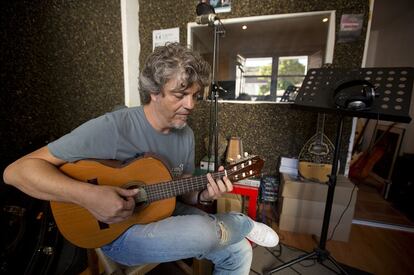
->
[265,67,413,275]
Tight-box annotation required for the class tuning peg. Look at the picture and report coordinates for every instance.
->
[237,154,241,159]
[244,152,249,157]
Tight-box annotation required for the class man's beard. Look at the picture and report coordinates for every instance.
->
[171,121,187,130]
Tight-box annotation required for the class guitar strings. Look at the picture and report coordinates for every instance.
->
[145,174,216,201]
[144,171,226,202]
[142,158,258,202]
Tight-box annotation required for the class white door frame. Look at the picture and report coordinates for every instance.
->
[121,0,140,107]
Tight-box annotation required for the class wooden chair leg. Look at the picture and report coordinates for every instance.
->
[175,260,193,275]
[87,249,100,275]
[192,258,213,275]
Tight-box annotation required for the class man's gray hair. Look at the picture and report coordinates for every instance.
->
[139,43,211,104]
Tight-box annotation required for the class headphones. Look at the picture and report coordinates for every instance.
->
[333,79,376,111]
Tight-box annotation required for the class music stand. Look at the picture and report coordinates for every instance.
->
[265,67,413,275]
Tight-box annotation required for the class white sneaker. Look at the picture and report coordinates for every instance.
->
[246,221,279,247]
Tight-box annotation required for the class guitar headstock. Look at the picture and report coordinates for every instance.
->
[225,155,264,181]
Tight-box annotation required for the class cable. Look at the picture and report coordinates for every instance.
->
[265,245,281,258]
[280,244,317,268]
[256,243,302,275]
[327,182,357,241]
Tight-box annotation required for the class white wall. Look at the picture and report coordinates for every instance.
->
[121,0,140,107]
[364,0,414,154]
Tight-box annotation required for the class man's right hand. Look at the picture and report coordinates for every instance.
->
[82,185,139,224]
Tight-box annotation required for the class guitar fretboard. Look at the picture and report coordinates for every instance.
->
[144,171,225,202]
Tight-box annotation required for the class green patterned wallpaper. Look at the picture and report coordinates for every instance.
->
[0,0,124,168]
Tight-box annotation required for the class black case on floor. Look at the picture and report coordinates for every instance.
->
[1,186,87,275]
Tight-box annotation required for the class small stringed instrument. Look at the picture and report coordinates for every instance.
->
[50,154,264,248]
[298,113,335,183]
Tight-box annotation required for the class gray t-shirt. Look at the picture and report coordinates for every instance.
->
[48,106,195,177]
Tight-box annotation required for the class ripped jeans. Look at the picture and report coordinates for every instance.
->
[101,202,254,274]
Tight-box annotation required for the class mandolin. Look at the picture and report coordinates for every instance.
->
[298,113,335,183]
[50,154,264,248]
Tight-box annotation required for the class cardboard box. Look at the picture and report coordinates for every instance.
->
[217,193,242,213]
[280,173,358,205]
[278,214,352,242]
[277,197,355,241]
[277,173,358,241]
[278,197,355,221]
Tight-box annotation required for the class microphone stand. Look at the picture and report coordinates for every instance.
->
[207,20,225,172]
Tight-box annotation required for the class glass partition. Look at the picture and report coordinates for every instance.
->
[188,11,336,103]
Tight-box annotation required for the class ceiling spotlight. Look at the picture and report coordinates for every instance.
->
[322,17,329,23]
[242,25,247,30]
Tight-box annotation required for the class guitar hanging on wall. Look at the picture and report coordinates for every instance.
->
[50,154,264,248]
[298,113,335,183]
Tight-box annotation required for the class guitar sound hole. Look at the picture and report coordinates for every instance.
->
[123,182,149,210]
[136,200,147,208]
[134,190,149,212]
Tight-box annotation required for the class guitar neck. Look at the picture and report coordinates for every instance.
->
[144,171,225,202]
[316,113,326,144]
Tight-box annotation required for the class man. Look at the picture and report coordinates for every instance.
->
[3,43,278,274]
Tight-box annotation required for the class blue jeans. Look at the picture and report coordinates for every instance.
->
[101,202,254,274]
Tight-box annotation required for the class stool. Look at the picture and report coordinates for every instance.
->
[93,248,159,275]
[230,184,259,220]
[92,248,210,275]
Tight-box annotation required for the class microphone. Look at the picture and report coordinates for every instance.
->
[236,62,244,73]
[196,13,219,25]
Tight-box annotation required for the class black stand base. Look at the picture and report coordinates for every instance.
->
[265,114,347,275]
[264,247,348,275]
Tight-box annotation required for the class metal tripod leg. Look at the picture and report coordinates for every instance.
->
[264,248,349,275]
[320,254,349,275]
[263,250,317,274]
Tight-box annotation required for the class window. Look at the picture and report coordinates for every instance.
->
[276,56,308,100]
[237,55,308,102]
[240,57,273,101]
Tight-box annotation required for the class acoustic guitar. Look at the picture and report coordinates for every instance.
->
[298,113,335,183]
[349,123,396,181]
[50,154,264,248]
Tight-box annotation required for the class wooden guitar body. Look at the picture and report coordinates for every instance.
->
[298,161,333,183]
[349,123,396,181]
[51,157,175,248]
